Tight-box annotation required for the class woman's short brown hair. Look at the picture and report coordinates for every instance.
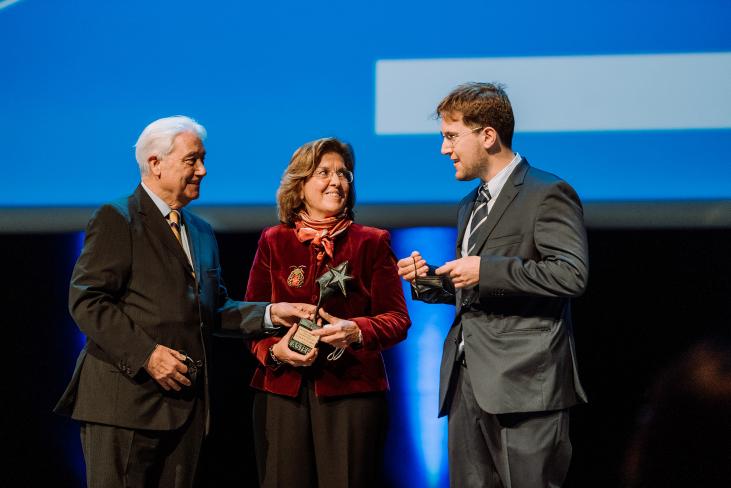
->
[277,137,356,225]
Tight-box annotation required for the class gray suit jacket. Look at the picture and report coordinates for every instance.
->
[414,159,589,417]
[55,185,269,430]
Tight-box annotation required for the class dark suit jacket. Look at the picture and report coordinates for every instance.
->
[414,158,589,417]
[246,224,410,398]
[55,185,269,431]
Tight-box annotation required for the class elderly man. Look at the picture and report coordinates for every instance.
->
[55,116,313,487]
[398,83,589,488]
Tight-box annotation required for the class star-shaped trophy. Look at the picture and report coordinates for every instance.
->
[288,261,353,355]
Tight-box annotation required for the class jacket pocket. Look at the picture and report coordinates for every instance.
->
[494,317,554,335]
[485,233,524,249]
[497,326,550,335]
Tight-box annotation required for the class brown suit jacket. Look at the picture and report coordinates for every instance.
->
[55,185,269,430]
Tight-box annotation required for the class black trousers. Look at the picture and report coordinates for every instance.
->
[448,364,572,488]
[80,398,205,488]
[253,380,388,488]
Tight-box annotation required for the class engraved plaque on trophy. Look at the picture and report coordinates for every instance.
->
[288,261,352,355]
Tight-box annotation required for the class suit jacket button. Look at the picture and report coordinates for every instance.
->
[461,299,469,307]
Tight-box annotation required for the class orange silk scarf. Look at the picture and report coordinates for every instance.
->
[294,211,352,262]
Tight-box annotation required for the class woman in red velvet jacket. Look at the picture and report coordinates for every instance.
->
[245,137,410,488]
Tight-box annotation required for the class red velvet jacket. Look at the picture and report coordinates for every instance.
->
[246,223,410,398]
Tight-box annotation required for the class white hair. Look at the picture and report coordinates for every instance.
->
[134,115,207,176]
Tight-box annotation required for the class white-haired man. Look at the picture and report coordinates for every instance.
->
[55,116,314,487]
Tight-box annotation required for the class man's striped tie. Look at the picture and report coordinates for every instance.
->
[168,210,183,244]
[467,185,492,255]
[168,210,196,278]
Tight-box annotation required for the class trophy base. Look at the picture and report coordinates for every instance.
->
[288,317,322,355]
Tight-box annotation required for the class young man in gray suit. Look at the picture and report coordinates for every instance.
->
[398,83,589,488]
[55,116,314,487]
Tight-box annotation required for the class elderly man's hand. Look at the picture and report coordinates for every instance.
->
[397,250,428,282]
[145,345,191,391]
[435,256,481,289]
[270,302,315,328]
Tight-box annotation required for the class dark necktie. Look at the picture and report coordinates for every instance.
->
[457,185,492,361]
[466,185,492,255]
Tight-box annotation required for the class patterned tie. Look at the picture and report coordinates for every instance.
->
[457,185,492,362]
[466,185,492,255]
[169,210,196,278]
[168,210,183,245]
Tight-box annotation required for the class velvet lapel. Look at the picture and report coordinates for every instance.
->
[455,185,479,256]
[135,185,194,275]
[467,158,529,256]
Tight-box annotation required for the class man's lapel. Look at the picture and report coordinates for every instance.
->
[468,158,529,256]
[182,209,202,280]
[135,185,194,274]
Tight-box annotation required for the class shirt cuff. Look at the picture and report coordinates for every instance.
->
[263,304,279,334]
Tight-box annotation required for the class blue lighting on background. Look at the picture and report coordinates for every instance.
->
[388,227,457,487]
[68,231,87,483]
[2,1,731,207]
[73,231,88,353]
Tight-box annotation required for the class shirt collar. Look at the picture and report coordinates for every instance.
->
[140,181,174,218]
[484,152,522,201]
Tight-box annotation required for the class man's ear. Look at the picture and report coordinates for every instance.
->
[148,155,162,176]
[481,127,499,150]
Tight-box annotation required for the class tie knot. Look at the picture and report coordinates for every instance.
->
[168,210,181,227]
[476,185,491,204]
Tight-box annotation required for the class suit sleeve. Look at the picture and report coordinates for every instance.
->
[211,228,270,339]
[68,205,157,376]
[244,229,280,365]
[351,231,411,352]
[479,180,589,299]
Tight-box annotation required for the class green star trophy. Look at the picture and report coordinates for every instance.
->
[288,261,353,355]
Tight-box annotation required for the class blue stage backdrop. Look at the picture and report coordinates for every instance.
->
[386,227,457,487]
[2,0,730,208]
[5,1,730,486]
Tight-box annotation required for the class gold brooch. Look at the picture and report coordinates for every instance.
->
[287,266,306,288]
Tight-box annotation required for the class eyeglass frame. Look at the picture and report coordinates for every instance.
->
[311,167,354,183]
[440,126,485,147]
